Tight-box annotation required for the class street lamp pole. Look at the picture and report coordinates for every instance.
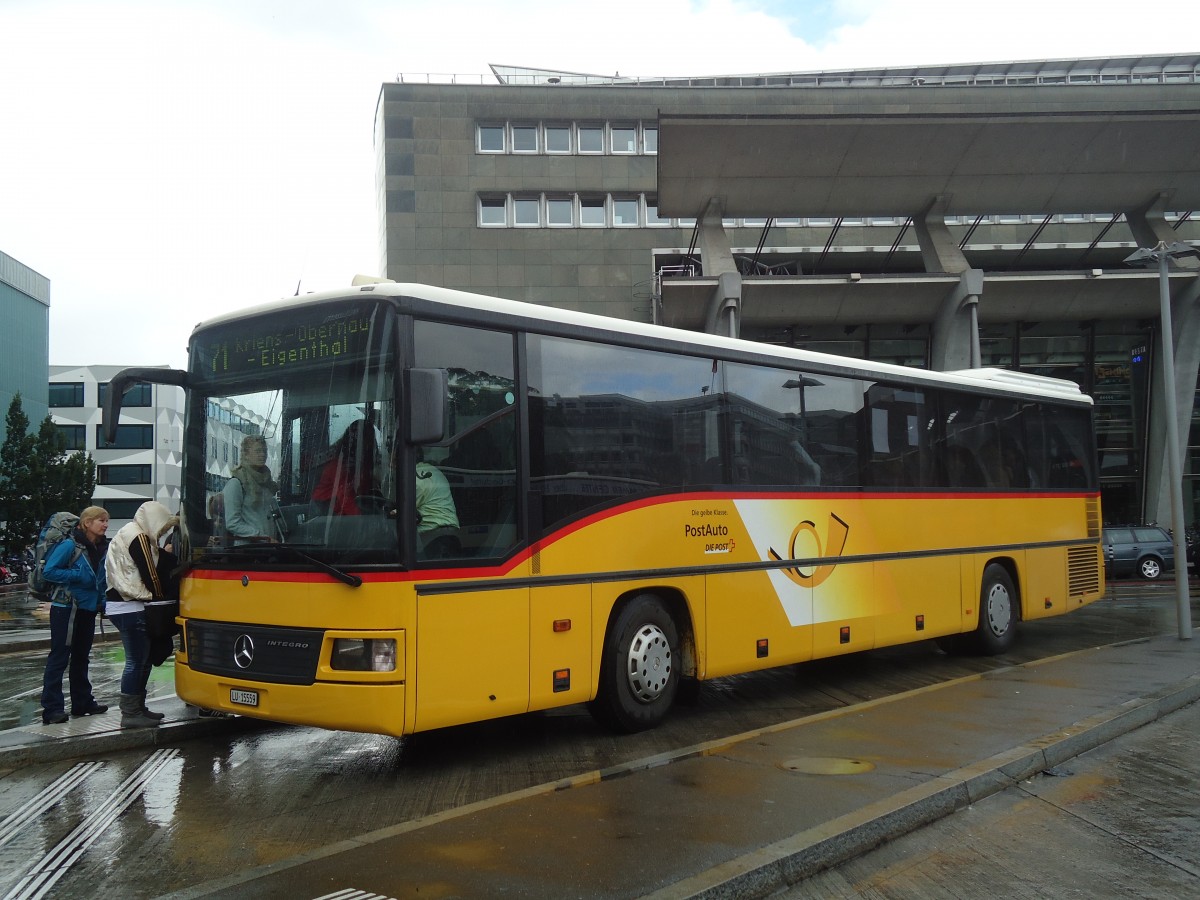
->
[1125,241,1194,640]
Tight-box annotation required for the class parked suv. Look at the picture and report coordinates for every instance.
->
[1102,525,1175,580]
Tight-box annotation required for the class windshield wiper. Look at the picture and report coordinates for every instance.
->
[200,542,362,588]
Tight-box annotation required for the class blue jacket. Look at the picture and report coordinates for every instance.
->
[43,532,108,613]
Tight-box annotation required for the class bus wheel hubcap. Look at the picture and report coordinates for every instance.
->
[626,623,672,703]
[985,583,1011,635]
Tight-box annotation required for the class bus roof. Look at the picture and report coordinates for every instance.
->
[194,282,1093,406]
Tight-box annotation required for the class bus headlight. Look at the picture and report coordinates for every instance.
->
[331,638,397,672]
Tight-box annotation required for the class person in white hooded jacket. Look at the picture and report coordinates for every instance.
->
[105,500,179,729]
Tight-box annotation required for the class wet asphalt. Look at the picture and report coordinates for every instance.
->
[1,584,1197,898]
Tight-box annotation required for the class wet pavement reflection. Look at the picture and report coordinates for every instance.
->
[0,579,1195,899]
[0,599,178,730]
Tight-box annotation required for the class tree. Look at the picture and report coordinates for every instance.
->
[33,415,96,522]
[0,394,95,554]
[0,394,37,552]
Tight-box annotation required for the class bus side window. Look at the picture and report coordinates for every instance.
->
[413,318,519,561]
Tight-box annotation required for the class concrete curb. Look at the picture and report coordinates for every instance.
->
[647,672,1200,900]
[0,629,122,655]
[0,713,265,769]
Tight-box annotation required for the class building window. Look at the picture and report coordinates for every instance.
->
[475,118,662,157]
[513,196,541,226]
[99,381,152,408]
[545,125,572,153]
[578,124,604,153]
[611,125,637,154]
[99,499,145,520]
[511,124,538,153]
[546,196,574,227]
[479,197,507,226]
[96,424,153,449]
[580,196,606,226]
[56,424,86,451]
[478,124,505,152]
[476,191,692,230]
[612,197,639,226]
[49,383,84,407]
[98,464,152,485]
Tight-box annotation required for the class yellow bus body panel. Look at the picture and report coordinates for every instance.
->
[175,492,1102,736]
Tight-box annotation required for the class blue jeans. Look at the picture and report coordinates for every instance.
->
[109,611,152,695]
[41,604,98,716]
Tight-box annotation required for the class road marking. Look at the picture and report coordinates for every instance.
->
[2,749,180,900]
[0,762,105,848]
[314,891,399,900]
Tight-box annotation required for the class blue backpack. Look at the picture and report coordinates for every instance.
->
[27,512,82,602]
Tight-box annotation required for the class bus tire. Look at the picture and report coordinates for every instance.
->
[590,594,680,733]
[973,563,1018,655]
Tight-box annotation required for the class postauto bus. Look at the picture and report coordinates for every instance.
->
[104,283,1103,737]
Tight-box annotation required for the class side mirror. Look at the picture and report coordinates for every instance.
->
[103,367,189,443]
[406,368,446,445]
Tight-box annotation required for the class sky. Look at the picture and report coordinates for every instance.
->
[0,0,1191,370]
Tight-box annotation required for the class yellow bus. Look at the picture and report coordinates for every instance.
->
[105,283,1103,737]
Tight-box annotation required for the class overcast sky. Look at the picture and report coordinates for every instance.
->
[0,0,1190,370]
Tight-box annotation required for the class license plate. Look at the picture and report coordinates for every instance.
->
[229,688,259,707]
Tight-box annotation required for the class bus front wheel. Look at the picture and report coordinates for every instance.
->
[590,595,680,733]
[973,564,1018,655]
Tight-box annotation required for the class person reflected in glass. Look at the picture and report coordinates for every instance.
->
[223,434,280,542]
[312,420,381,515]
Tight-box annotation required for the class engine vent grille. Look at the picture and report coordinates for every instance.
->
[1067,545,1101,596]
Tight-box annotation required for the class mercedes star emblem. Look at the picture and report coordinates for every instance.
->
[233,634,255,669]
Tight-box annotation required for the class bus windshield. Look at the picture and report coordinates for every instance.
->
[183,299,401,566]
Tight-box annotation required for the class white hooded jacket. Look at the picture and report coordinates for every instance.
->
[105,501,179,615]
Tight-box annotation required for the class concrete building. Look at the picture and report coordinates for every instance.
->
[0,250,50,426]
[374,56,1200,529]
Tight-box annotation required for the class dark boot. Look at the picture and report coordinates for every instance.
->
[72,700,109,717]
[141,698,165,720]
[119,693,159,729]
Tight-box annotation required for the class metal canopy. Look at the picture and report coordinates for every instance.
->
[657,270,1168,331]
[657,101,1200,219]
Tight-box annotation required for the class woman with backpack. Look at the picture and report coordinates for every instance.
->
[39,506,110,725]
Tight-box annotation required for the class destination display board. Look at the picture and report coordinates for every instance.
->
[190,301,386,383]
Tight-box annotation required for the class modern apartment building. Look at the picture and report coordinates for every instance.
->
[48,365,184,524]
[0,250,50,425]
[374,56,1200,528]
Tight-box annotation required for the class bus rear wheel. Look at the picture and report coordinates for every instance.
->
[973,563,1018,655]
[590,594,680,733]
